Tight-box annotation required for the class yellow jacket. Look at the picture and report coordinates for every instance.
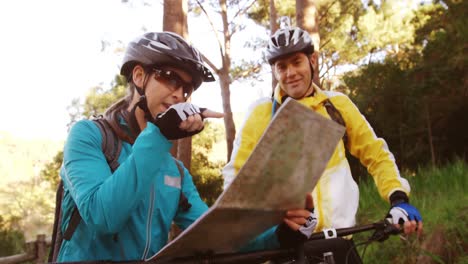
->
[223,85,411,230]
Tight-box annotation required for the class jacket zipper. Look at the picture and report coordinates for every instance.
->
[141,184,155,260]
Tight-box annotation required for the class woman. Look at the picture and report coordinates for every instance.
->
[58,31,314,262]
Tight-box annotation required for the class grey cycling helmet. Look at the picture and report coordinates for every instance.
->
[265,27,314,65]
[121,32,215,89]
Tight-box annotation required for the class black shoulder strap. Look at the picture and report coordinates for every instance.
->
[48,181,65,262]
[62,117,123,241]
[174,159,192,212]
[94,118,122,172]
[272,97,348,147]
[323,98,348,147]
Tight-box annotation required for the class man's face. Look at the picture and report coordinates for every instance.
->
[273,52,314,99]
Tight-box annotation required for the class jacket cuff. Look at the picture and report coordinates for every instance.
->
[389,191,409,206]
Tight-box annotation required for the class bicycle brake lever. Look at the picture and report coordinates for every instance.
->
[369,219,401,242]
[384,218,403,235]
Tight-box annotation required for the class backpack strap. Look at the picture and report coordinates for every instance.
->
[94,118,122,172]
[48,181,65,262]
[271,97,348,147]
[174,159,192,212]
[62,118,123,241]
[323,98,348,147]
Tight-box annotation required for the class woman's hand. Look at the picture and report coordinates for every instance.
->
[179,108,224,132]
[154,103,223,140]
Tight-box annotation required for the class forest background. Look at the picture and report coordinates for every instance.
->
[0,0,466,263]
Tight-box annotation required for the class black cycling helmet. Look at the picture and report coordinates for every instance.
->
[265,25,314,65]
[121,31,215,89]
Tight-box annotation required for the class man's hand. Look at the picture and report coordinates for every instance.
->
[387,202,423,236]
[276,194,317,248]
[153,103,224,140]
[283,193,316,235]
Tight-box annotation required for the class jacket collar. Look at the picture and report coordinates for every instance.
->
[273,83,329,107]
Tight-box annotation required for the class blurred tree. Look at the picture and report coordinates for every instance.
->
[247,0,421,86]
[343,0,468,170]
[269,0,279,89]
[163,0,193,168]
[0,216,25,257]
[189,0,259,161]
[40,151,63,190]
[164,0,188,36]
[410,0,468,163]
[344,61,424,170]
[0,180,54,241]
[82,75,127,118]
[296,0,320,85]
[191,122,225,205]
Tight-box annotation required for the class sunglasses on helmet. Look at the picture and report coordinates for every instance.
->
[152,68,194,99]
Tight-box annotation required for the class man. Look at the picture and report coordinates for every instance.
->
[223,24,423,263]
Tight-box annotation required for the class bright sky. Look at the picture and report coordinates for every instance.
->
[0,0,271,140]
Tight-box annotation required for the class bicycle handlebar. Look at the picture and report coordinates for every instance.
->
[49,220,400,264]
[158,219,401,264]
[308,219,400,242]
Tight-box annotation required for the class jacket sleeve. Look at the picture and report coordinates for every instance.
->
[61,120,173,233]
[330,94,411,201]
[238,226,280,252]
[174,165,209,229]
[222,99,272,189]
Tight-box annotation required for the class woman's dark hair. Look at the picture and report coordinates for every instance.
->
[103,81,139,144]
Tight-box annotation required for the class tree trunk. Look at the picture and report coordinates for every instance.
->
[192,0,246,161]
[163,0,192,169]
[219,0,236,161]
[163,0,188,36]
[270,0,278,92]
[425,102,436,167]
[163,0,190,241]
[296,0,320,87]
[220,73,235,161]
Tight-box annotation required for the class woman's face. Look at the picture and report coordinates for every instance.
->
[133,65,194,117]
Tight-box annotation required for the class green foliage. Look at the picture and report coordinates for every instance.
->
[67,75,127,127]
[0,132,62,241]
[318,0,369,68]
[83,75,127,118]
[0,133,63,186]
[0,216,25,257]
[247,0,295,29]
[40,151,63,190]
[343,61,427,168]
[230,59,262,81]
[247,0,422,79]
[355,159,468,263]
[0,180,55,241]
[343,0,468,170]
[358,1,417,52]
[191,121,226,206]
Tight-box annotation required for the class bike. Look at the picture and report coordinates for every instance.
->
[48,219,400,264]
[157,218,401,264]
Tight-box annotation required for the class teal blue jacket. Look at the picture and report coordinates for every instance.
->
[58,120,279,262]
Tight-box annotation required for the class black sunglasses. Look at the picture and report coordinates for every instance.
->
[152,68,194,99]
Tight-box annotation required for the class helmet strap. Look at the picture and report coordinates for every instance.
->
[133,74,155,123]
[135,85,145,96]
